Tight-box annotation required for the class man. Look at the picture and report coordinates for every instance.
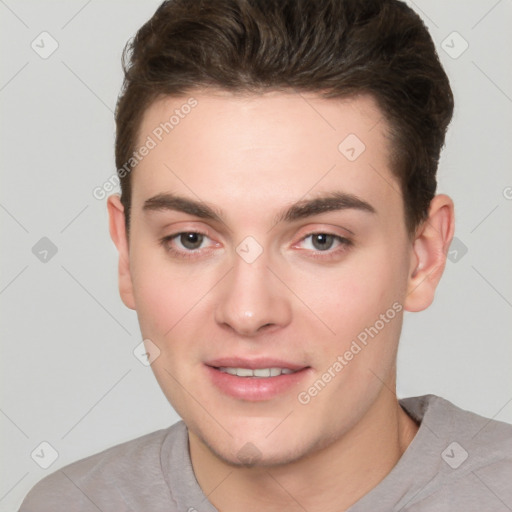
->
[20,0,512,510]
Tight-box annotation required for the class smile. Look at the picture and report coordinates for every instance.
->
[205,361,310,401]
[217,367,298,377]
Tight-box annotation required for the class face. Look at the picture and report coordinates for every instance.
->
[114,91,419,465]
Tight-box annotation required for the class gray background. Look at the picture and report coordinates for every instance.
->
[1,0,511,509]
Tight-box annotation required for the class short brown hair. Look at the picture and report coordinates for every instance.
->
[115,0,454,234]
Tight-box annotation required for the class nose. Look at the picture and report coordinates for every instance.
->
[214,253,292,337]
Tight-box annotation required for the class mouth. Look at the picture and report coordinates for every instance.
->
[216,366,299,377]
[205,358,310,401]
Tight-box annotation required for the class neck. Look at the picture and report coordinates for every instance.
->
[189,390,419,512]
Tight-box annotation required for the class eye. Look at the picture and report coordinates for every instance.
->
[294,232,352,258]
[304,233,337,251]
[160,231,218,259]
[176,232,206,250]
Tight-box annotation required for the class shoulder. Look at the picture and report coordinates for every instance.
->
[19,421,186,512]
[400,394,512,509]
[402,394,512,457]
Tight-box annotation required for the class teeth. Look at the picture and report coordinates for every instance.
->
[218,367,297,377]
[236,368,254,377]
[254,368,270,377]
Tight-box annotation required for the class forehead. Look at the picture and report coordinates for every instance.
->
[131,91,402,221]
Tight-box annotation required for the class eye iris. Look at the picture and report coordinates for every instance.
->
[312,233,334,251]
[180,232,203,249]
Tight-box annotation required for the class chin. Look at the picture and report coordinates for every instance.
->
[207,438,308,468]
[190,418,329,469]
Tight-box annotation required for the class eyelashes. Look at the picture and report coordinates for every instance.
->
[160,231,216,260]
[291,233,353,261]
[295,233,352,253]
[160,230,353,261]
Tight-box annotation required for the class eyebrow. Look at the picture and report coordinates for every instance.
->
[142,191,376,224]
[143,194,224,222]
[277,192,376,223]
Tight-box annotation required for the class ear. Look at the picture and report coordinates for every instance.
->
[404,194,455,312]
[107,195,136,310]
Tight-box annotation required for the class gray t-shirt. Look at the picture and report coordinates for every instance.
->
[20,395,512,511]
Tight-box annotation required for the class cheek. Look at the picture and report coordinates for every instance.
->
[293,244,408,353]
[129,246,204,337]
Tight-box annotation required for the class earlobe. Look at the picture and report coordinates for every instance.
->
[404,194,455,312]
[107,195,136,310]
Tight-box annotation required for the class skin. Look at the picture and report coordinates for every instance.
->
[108,91,455,512]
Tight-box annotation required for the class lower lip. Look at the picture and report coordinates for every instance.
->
[205,365,310,401]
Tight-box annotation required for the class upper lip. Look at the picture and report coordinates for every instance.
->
[205,357,308,371]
